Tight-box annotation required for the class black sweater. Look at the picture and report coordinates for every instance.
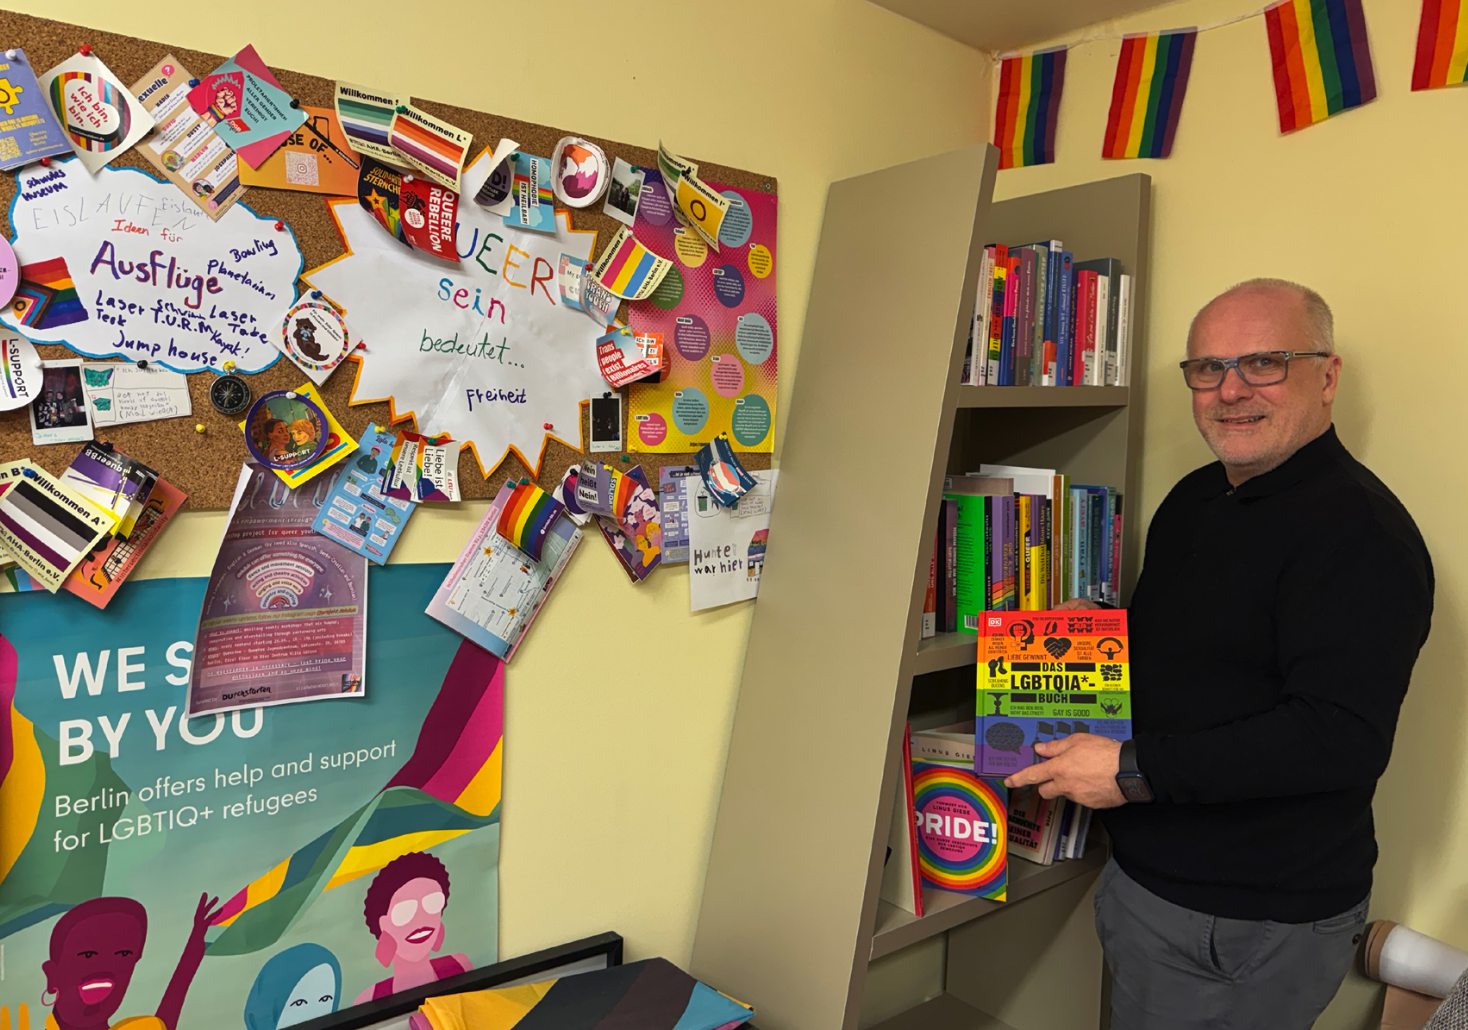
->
[1101,426,1433,922]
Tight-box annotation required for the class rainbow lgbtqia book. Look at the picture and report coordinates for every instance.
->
[911,759,1007,901]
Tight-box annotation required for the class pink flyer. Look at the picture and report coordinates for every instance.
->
[187,462,367,717]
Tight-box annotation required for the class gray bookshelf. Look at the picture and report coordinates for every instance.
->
[690,145,1151,1030]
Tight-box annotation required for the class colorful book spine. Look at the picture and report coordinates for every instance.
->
[1092,273,1110,386]
[1029,245,1048,386]
[911,759,1008,900]
[977,609,1132,776]
[923,535,937,639]
[1116,273,1132,387]
[1074,271,1098,386]
[1000,496,1017,610]
[969,246,995,385]
[1014,248,1037,387]
[944,498,958,633]
[948,493,988,634]
[987,245,1007,385]
[1000,256,1020,386]
[1109,493,1124,605]
[1056,252,1074,386]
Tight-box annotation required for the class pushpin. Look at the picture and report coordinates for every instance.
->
[285,391,298,399]
[620,455,630,462]
[78,44,92,56]
[289,98,301,109]
[5,50,17,61]
[519,478,529,485]
[542,422,553,430]
[311,290,322,300]
[20,466,37,479]
[188,78,199,87]
[395,105,408,114]
[274,220,285,231]
[223,360,236,373]
[195,423,207,433]
[137,359,148,369]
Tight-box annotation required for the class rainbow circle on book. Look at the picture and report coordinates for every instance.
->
[912,765,1006,895]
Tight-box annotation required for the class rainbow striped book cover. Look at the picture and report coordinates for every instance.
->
[1413,0,1468,90]
[993,48,1067,170]
[1104,31,1197,159]
[911,759,1007,900]
[1263,0,1376,133]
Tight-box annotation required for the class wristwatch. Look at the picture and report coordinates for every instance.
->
[1115,739,1154,803]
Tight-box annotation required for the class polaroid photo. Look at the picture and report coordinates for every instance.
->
[29,360,94,445]
[590,392,623,453]
[604,158,645,226]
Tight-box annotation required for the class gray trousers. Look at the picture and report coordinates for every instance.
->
[1094,858,1368,1030]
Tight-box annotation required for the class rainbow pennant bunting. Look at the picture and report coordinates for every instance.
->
[496,480,565,562]
[1413,0,1468,90]
[1103,31,1197,159]
[993,48,1067,170]
[1263,0,1376,132]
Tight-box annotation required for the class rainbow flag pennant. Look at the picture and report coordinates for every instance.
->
[1413,0,1468,90]
[495,480,565,562]
[1103,31,1197,159]
[1263,0,1376,132]
[11,257,88,329]
[993,48,1067,170]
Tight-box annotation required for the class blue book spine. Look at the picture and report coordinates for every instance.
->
[1043,242,1061,363]
[1000,307,1016,386]
[1057,252,1074,386]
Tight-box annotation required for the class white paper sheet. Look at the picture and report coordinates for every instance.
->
[687,469,777,611]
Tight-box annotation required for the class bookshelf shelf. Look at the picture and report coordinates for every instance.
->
[914,630,979,674]
[870,843,1108,960]
[692,151,1149,1030]
[956,385,1129,409]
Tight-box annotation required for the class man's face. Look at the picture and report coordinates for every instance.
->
[1188,289,1342,483]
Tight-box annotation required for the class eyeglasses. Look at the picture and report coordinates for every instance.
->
[1179,350,1329,390]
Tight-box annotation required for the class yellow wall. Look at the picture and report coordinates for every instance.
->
[993,0,1465,1025]
[0,0,991,970]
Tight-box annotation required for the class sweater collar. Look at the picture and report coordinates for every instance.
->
[1197,425,1345,500]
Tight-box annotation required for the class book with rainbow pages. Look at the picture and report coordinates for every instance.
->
[911,758,1006,900]
[426,479,582,661]
[977,608,1130,776]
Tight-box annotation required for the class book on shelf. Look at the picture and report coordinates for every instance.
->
[977,609,1131,777]
[911,754,1007,902]
[922,536,937,640]
[963,237,1132,388]
[880,724,926,917]
[910,722,1093,867]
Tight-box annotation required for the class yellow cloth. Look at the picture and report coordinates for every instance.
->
[417,979,558,1030]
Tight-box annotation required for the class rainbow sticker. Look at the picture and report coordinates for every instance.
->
[912,761,1007,899]
[496,479,565,562]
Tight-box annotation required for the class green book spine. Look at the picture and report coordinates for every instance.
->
[946,493,988,633]
[983,496,994,612]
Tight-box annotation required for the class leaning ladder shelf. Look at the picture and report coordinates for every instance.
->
[690,145,1151,1030]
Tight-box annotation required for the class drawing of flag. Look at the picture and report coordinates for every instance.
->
[0,633,133,939]
[599,233,663,298]
[1103,31,1197,159]
[993,48,1067,170]
[389,116,468,183]
[495,481,564,562]
[207,641,503,954]
[1263,0,1376,132]
[0,477,116,591]
[10,257,88,329]
[1413,0,1468,89]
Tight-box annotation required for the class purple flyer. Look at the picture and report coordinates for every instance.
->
[187,462,367,717]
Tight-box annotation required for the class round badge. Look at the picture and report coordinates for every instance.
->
[244,390,329,472]
[550,136,610,208]
[0,236,17,309]
[280,299,350,375]
[209,373,252,416]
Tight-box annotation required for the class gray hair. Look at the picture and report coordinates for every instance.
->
[1189,278,1335,354]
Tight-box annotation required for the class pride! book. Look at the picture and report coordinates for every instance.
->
[911,759,1007,901]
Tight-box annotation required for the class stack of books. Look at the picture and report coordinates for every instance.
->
[960,240,1132,388]
[923,465,1122,639]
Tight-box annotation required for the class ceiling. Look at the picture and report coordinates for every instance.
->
[867,0,1178,52]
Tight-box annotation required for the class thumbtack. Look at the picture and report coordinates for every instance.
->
[77,44,92,56]
[39,156,49,166]
[5,50,17,61]
[20,466,37,479]
[395,105,408,114]
[223,361,236,373]
[289,98,301,109]
[620,455,630,462]
[195,423,207,433]
[137,359,148,369]
[310,290,322,300]
[285,391,298,399]
[188,78,199,87]
[274,220,285,231]
[542,422,553,430]
[519,477,529,485]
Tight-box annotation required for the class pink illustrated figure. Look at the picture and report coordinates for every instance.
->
[38,893,222,1030]
[354,853,470,1004]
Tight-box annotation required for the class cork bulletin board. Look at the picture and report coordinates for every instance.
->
[0,11,776,508]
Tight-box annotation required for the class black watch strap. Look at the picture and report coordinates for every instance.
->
[1115,739,1154,803]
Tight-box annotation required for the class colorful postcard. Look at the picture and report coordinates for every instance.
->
[56,441,154,534]
[596,464,661,583]
[313,424,414,565]
[64,476,185,608]
[240,105,361,195]
[357,157,460,261]
[426,479,582,661]
[188,462,368,716]
[82,360,192,426]
[388,102,472,192]
[131,56,245,219]
[605,157,644,226]
[29,360,92,445]
[593,225,673,301]
[596,325,664,388]
[687,469,776,611]
[383,430,460,502]
[0,461,117,592]
[187,44,306,168]
[333,81,402,164]
[0,48,73,170]
[502,152,555,234]
[39,51,154,173]
[657,464,701,563]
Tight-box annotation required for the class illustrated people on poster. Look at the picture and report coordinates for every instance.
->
[36,892,222,1030]
[354,446,383,475]
[353,852,469,1004]
[242,943,341,1030]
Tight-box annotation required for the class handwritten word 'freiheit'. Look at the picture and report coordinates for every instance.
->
[465,387,528,411]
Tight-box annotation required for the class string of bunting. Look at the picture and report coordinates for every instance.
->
[995,0,1463,168]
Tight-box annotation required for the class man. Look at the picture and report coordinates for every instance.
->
[1006,280,1433,1029]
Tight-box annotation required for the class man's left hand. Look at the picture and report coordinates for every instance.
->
[1003,734,1127,809]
